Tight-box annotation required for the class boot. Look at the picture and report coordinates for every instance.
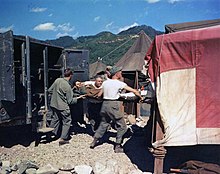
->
[90,138,99,149]
[59,139,70,146]
[114,144,124,153]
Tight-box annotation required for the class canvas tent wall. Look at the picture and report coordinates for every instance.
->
[89,59,106,79]
[115,31,152,116]
[165,18,220,33]
[146,25,220,148]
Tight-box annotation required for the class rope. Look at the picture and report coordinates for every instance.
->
[99,35,137,61]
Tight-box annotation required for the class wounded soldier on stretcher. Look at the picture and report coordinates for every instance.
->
[119,84,155,103]
[74,79,155,103]
[119,91,154,103]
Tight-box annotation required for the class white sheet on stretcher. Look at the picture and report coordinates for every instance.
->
[119,90,148,98]
[119,92,136,98]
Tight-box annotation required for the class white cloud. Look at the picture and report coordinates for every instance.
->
[56,32,69,38]
[48,13,53,17]
[0,25,14,32]
[56,32,79,39]
[145,0,160,3]
[34,22,75,32]
[118,22,139,33]
[105,22,114,30]
[168,0,181,3]
[57,23,74,32]
[94,16,101,22]
[34,23,56,31]
[34,22,77,38]
[30,7,47,13]
[71,32,79,38]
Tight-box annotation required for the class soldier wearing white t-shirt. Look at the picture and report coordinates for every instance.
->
[90,66,142,153]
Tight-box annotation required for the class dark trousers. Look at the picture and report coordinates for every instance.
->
[87,102,102,130]
[70,99,84,124]
[50,107,72,140]
[94,100,127,144]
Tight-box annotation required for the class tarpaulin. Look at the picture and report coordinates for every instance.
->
[146,25,220,146]
[165,18,220,34]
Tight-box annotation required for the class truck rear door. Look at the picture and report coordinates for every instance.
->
[0,30,15,101]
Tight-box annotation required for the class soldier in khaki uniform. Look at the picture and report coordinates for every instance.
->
[48,68,84,145]
[90,66,143,153]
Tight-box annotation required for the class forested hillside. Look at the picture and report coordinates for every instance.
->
[47,25,163,65]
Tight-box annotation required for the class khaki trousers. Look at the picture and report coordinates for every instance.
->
[94,100,127,144]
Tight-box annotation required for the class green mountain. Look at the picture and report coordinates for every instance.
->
[47,36,77,48]
[46,25,163,65]
[118,25,161,38]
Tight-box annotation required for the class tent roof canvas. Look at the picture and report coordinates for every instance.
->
[165,18,220,33]
[89,60,106,79]
[115,30,152,72]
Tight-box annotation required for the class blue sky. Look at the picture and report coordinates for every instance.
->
[0,0,220,40]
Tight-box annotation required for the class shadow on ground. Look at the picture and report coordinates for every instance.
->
[0,125,35,148]
[0,123,94,148]
[123,124,220,173]
[123,125,154,172]
[70,122,94,136]
[164,145,220,172]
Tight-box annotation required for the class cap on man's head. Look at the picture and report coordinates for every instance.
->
[106,66,112,71]
[109,66,122,76]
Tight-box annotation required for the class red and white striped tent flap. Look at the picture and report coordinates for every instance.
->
[146,25,220,147]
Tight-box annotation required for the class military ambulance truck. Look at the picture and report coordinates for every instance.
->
[0,30,89,132]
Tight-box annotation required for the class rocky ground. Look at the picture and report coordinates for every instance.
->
[1,117,219,174]
[0,118,154,174]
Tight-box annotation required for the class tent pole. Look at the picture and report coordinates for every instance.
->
[135,71,140,117]
[150,104,166,174]
[135,70,138,89]
[149,39,166,173]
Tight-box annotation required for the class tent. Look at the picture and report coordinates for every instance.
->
[89,59,106,79]
[145,19,220,174]
[165,18,220,33]
[116,30,152,72]
[115,31,153,116]
[146,25,220,148]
